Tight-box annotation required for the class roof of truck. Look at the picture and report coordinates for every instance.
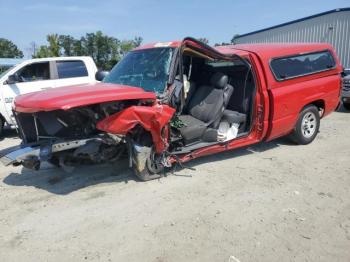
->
[134,41,181,50]
[20,56,94,63]
[217,43,335,59]
[135,41,335,59]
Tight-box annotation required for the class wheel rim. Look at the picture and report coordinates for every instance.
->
[147,149,163,174]
[301,112,317,138]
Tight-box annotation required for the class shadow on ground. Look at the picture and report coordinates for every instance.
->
[0,129,19,142]
[3,137,293,195]
[3,159,136,195]
[173,137,294,173]
[336,104,350,113]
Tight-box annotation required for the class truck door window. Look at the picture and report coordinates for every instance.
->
[270,50,336,81]
[17,62,50,82]
[56,60,88,79]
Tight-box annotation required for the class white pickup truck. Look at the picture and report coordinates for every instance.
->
[0,56,98,134]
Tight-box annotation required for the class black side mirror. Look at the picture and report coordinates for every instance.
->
[6,74,20,85]
[95,70,109,81]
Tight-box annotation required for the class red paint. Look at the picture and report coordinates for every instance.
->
[133,41,181,50]
[218,43,342,141]
[173,42,342,162]
[97,105,175,153]
[13,40,343,167]
[14,83,156,113]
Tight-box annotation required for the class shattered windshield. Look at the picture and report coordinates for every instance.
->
[103,47,175,93]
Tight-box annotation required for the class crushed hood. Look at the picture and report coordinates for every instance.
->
[14,83,156,113]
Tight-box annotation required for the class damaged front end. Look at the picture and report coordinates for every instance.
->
[0,136,124,171]
[0,99,175,180]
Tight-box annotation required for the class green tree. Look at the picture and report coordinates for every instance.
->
[59,35,75,56]
[35,46,50,58]
[34,34,61,58]
[47,34,60,56]
[214,42,231,46]
[73,38,84,56]
[31,31,142,70]
[198,37,209,44]
[231,34,240,44]
[80,31,121,69]
[0,38,23,58]
[133,37,143,47]
[119,37,143,57]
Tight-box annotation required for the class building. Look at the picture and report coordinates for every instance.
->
[234,8,350,68]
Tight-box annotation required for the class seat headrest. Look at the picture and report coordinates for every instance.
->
[210,72,228,89]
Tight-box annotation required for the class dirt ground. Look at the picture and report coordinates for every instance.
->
[0,107,349,262]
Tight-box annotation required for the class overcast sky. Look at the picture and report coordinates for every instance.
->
[1,0,349,57]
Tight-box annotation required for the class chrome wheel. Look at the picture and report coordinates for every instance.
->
[301,112,316,138]
[289,105,320,145]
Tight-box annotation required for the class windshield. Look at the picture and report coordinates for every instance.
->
[103,47,175,93]
[0,66,14,78]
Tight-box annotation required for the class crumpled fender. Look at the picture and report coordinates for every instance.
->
[96,105,175,153]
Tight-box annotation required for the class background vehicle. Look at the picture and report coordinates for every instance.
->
[0,38,342,181]
[0,56,98,135]
[342,69,350,110]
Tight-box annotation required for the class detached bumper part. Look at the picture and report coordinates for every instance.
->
[0,138,100,169]
[0,146,39,166]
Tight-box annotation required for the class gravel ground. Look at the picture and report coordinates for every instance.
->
[0,107,349,262]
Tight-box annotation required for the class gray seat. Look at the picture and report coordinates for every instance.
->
[179,72,234,144]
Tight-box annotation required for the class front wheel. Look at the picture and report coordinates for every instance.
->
[289,105,320,145]
[132,145,164,181]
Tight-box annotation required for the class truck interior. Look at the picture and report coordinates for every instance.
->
[169,41,256,153]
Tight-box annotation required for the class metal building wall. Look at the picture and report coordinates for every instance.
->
[235,10,350,68]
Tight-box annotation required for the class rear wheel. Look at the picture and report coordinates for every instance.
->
[289,105,320,145]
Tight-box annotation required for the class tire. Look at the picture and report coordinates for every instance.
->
[133,149,164,181]
[289,105,320,145]
[343,102,350,111]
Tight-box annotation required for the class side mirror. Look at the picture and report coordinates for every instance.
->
[6,74,20,85]
[95,70,109,81]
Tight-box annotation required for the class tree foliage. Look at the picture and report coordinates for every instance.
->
[231,34,240,44]
[0,38,24,58]
[198,38,209,44]
[214,42,231,46]
[33,31,143,70]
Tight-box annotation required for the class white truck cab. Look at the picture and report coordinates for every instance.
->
[0,56,98,134]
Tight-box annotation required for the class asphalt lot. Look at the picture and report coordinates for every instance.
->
[0,107,349,262]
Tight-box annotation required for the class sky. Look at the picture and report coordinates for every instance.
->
[1,0,349,57]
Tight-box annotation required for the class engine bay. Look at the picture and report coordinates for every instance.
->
[15,99,149,143]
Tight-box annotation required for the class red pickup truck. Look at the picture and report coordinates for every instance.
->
[0,38,342,181]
